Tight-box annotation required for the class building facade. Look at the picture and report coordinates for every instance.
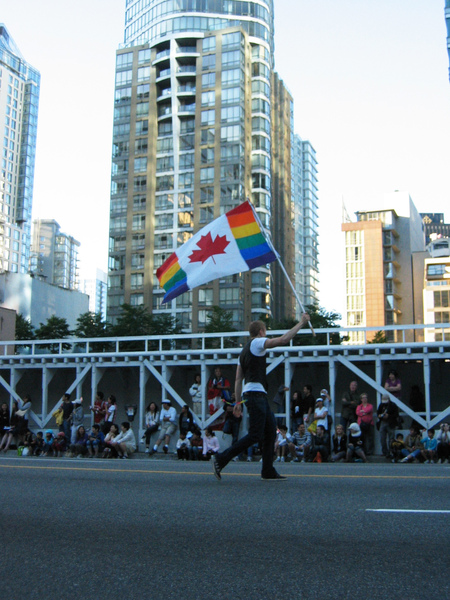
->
[292,134,319,314]
[423,238,450,342]
[0,26,40,276]
[79,268,108,321]
[30,219,80,290]
[446,1,450,80]
[420,212,450,245]
[342,192,425,342]
[108,1,317,331]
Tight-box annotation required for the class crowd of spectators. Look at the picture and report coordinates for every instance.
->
[1,369,448,465]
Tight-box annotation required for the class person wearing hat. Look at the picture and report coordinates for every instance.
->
[346,423,367,463]
[377,394,399,459]
[150,400,177,455]
[312,397,329,430]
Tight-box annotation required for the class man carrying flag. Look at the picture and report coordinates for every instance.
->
[212,313,310,481]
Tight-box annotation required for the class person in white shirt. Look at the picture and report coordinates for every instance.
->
[212,314,310,481]
[110,421,136,459]
[150,400,177,455]
[189,374,203,416]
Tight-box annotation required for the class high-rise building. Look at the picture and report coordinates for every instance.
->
[30,219,80,290]
[108,1,317,330]
[0,25,40,275]
[79,268,108,321]
[423,238,450,342]
[420,213,450,245]
[342,192,425,343]
[292,134,319,314]
[445,1,450,80]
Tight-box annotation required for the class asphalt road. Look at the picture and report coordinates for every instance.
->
[1,456,449,600]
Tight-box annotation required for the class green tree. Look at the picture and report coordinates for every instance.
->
[204,306,236,348]
[15,314,35,341]
[35,315,72,353]
[74,312,111,338]
[368,330,387,344]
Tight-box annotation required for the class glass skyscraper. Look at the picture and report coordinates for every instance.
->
[0,25,40,275]
[108,1,317,330]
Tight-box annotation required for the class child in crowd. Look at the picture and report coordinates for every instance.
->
[41,430,55,457]
[189,429,203,460]
[102,423,119,458]
[391,433,406,463]
[33,431,44,456]
[176,432,191,460]
[346,423,367,463]
[274,425,291,462]
[22,429,35,455]
[53,432,67,457]
[202,426,219,460]
[420,429,437,463]
[331,424,347,462]
[86,424,105,458]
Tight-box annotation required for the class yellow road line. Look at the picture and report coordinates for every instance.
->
[0,463,449,480]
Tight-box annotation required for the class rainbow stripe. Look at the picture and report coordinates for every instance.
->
[156,253,189,302]
[226,202,276,269]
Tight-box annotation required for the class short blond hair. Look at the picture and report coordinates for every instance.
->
[249,320,265,338]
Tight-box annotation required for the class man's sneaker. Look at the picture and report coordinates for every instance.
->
[261,472,287,481]
[246,457,252,462]
[232,456,239,462]
[212,455,222,480]
[401,457,409,463]
[275,456,281,462]
[145,448,150,453]
[281,456,285,462]
[293,458,300,462]
[163,445,168,454]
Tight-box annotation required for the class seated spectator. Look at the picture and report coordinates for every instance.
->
[53,432,68,457]
[400,427,424,463]
[189,428,203,461]
[390,433,406,463]
[176,432,191,460]
[288,423,311,462]
[310,425,329,462]
[102,423,119,458]
[150,400,177,455]
[142,402,159,453]
[86,424,105,458]
[110,422,136,459]
[22,429,35,455]
[420,429,437,463]
[346,423,367,463]
[274,425,291,462]
[42,430,55,457]
[331,424,347,462]
[33,431,45,456]
[356,393,375,456]
[70,425,88,457]
[0,402,10,440]
[0,400,19,453]
[202,426,220,460]
[179,404,195,437]
[436,423,450,464]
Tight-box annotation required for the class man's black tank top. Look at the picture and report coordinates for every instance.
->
[239,339,268,392]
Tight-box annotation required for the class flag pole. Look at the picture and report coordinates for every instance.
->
[248,201,315,337]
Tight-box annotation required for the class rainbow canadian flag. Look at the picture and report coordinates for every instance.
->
[156,201,277,303]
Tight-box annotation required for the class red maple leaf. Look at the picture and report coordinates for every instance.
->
[189,232,230,264]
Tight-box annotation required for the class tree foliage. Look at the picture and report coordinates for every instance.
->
[15,314,35,341]
[74,312,111,338]
[204,306,235,333]
[35,315,71,340]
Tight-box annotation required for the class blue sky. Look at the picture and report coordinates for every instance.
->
[2,0,450,321]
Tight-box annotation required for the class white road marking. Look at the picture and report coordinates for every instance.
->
[367,509,450,514]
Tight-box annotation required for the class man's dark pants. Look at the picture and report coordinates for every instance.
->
[216,391,277,477]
